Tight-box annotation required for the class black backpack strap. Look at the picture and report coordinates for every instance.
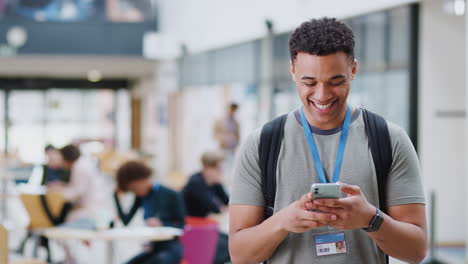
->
[362,109,393,264]
[113,192,142,226]
[362,109,393,214]
[259,114,287,219]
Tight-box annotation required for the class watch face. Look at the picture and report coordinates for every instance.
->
[363,208,384,232]
[373,211,384,231]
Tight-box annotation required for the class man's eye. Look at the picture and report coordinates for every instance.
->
[303,83,315,87]
[330,80,345,86]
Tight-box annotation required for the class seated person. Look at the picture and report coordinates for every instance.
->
[182,151,230,264]
[47,144,104,263]
[116,161,185,264]
[41,144,70,185]
[48,144,102,225]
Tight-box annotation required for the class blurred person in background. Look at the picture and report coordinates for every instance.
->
[106,0,153,22]
[7,0,97,21]
[214,102,240,184]
[47,144,105,263]
[41,144,70,185]
[182,151,230,264]
[48,144,103,226]
[116,161,185,264]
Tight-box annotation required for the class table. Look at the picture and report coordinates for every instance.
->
[43,226,183,264]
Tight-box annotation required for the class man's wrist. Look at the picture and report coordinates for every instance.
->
[363,207,384,232]
[274,209,288,233]
[362,205,377,229]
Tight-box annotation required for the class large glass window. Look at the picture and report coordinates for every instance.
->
[5,88,129,164]
[9,90,45,163]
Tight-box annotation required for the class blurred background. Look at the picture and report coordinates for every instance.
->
[0,0,466,263]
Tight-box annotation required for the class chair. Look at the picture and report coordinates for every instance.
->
[20,191,68,229]
[1,223,46,264]
[180,217,219,264]
[19,191,69,262]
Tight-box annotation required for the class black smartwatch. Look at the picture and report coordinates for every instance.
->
[363,208,384,232]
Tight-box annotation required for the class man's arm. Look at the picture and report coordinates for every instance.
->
[229,193,336,264]
[369,203,427,262]
[212,184,229,205]
[311,183,427,263]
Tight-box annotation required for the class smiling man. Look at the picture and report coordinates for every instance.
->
[229,18,427,264]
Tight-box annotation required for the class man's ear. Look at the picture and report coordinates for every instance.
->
[290,60,296,82]
[351,59,358,80]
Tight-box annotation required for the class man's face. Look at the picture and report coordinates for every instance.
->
[127,178,152,197]
[204,165,223,185]
[291,52,357,129]
[46,149,63,169]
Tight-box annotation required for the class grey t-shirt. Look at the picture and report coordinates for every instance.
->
[230,108,425,264]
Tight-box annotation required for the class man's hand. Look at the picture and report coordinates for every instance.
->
[146,217,162,227]
[309,182,375,230]
[278,193,337,233]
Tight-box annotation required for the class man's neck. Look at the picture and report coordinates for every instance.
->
[201,169,212,185]
[307,106,354,130]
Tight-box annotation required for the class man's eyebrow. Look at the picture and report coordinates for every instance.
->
[330,75,346,80]
[300,75,346,81]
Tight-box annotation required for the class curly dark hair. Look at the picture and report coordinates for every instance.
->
[289,17,355,62]
[59,144,81,163]
[116,161,152,191]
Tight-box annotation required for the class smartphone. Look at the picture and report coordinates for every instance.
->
[310,183,341,200]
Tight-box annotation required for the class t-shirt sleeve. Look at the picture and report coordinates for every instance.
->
[229,129,265,206]
[386,125,426,207]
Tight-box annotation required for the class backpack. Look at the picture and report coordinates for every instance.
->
[259,108,392,263]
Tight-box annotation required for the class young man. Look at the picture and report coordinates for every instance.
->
[229,18,427,264]
[182,151,229,217]
[116,161,185,264]
[182,151,230,264]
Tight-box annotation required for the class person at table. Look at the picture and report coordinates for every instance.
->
[48,144,103,226]
[182,151,230,264]
[41,144,71,185]
[116,160,186,264]
[47,144,105,263]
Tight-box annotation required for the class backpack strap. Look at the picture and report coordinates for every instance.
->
[362,109,393,214]
[259,114,287,219]
[362,109,393,264]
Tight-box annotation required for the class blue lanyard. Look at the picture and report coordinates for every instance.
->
[300,106,351,183]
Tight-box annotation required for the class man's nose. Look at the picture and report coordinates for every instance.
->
[314,83,332,102]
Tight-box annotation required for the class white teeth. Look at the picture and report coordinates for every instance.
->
[315,102,332,109]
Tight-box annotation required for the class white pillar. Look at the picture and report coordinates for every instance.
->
[258,20,275,125]
[465,1,468,258]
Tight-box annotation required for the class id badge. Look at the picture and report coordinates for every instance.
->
[314,232,348,256]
